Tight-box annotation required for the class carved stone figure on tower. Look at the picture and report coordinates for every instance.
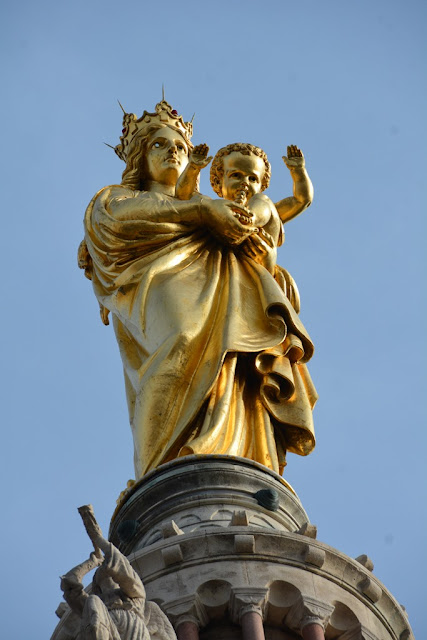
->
[78,98,318,479]
[59,505,176,640]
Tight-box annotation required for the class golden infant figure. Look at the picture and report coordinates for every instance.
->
[175,141,313,274]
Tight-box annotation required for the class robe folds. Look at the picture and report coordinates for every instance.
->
[84,185,318,478]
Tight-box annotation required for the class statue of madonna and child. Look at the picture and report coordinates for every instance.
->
[78,98,318,481]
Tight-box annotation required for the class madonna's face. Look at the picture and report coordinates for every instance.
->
[145,127,189,186]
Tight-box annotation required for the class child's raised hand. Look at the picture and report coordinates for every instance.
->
[189,143,213,169]
[282,145,305,169]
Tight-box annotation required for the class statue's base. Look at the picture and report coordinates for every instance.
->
[52,456,412,640]
[109,455,309,554]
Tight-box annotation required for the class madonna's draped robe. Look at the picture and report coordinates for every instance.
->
[84,185,317,478]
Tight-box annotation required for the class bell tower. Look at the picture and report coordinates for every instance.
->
[52,456,413,640]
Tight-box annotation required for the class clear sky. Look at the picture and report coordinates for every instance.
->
[1,1,425,638]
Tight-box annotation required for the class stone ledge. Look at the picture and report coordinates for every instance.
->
[127,527,412,640]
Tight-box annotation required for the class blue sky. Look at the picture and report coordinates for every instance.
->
[1,1,425,637]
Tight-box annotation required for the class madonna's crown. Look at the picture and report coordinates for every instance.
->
[113,100,193,162]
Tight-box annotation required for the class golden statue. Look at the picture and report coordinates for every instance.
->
[79,99,317,480]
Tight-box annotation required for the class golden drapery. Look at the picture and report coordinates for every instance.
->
[84,185,317,478]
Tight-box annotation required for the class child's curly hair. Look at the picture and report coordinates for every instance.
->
[210,143,271,197]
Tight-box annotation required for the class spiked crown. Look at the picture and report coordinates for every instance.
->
[113,100,193,162]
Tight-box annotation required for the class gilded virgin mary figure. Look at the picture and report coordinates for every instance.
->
[79,100,317,479]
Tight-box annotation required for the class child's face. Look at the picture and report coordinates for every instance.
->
[221,152,265,201]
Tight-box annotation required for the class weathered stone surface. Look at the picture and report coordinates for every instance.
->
[109,456,310,554]
[52,457,414,640]
[286,595,334,632]
[304,543,325,568]
[358,576,382,603]
[230,510,250,527]
[355,554,374,572]
[230,587,269,622]
[297,522,317,539]
[234,534,255,554]
[162,543,184,566]
[162,521,184,538]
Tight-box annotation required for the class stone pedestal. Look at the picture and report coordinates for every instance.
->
[109,456,309,553]
[52,456,413,640]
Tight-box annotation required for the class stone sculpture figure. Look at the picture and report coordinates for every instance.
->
[79,99,317,480]
[60,505,176,640]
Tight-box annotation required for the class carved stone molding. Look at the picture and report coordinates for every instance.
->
[304,543,325,568]
[286,595,334,632]
[358,577,382,603]
[109,457,310,554]
[164,594,209,630]
[339,624,380,640]
[230,510,250,526]
[297,522,317,539]
[354,554,374,572]
[161,543,184,566]
[230,587,269,623]
[176,615,200,630]
[234,533,255,553]
[162,520,184,538]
